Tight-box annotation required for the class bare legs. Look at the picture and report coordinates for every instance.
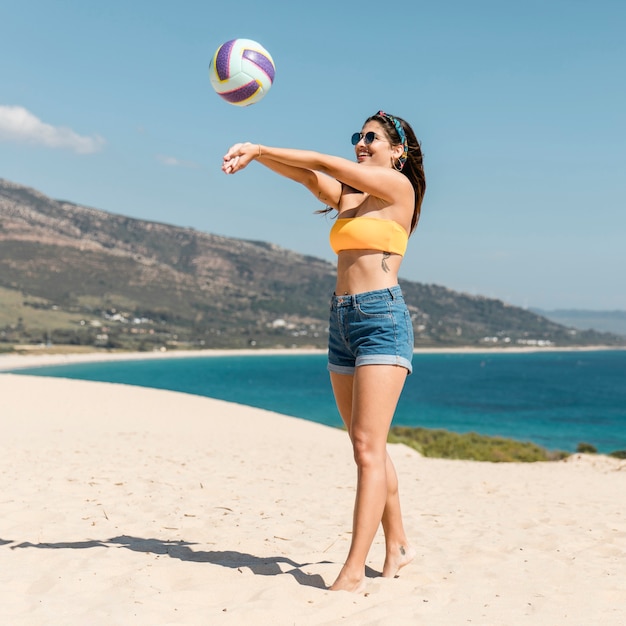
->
[329,365,414,592]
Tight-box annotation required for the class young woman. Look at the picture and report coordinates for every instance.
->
[222,111,426,592]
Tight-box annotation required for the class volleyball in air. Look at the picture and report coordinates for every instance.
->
[209,39,275,106]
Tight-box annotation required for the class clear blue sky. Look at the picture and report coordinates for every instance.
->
[2,0,625,310]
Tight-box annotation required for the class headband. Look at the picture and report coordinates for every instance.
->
[377,110,408,170]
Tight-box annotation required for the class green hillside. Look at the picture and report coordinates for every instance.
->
[1,178,623,352]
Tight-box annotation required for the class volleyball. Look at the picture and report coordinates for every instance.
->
[209,39,275,106]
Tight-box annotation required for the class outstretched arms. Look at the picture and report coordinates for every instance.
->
[222,142,342,209]
[221,142,413,210]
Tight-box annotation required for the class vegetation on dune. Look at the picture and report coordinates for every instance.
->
[388,426,569,462]
[576,442,626,460]
[388,428,626,462]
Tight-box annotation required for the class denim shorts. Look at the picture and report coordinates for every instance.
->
[327,285,414,375]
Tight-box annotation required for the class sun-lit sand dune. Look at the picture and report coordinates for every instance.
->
[1,356,625,625]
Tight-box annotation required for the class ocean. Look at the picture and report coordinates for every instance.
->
[9,350,626,454]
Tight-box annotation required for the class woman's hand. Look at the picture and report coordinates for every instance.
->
[221,142,259,174]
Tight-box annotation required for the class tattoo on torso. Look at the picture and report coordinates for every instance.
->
[382,252,391,273]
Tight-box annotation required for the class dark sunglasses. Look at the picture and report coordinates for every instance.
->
[351,131,385,146]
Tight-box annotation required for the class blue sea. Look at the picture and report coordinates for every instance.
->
[8,350,626,454]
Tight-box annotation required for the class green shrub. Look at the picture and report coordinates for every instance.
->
[576,442,598,454]
[388,426,563,462]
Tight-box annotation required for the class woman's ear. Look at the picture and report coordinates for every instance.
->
[391,143,404,166]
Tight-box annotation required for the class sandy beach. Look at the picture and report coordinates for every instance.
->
[1,352,625,625]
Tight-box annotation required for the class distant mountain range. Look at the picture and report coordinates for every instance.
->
[1,177,624,351]
[532,309,626,337]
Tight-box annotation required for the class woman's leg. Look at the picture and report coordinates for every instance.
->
[380,451,416,578]
[329,365,413,591]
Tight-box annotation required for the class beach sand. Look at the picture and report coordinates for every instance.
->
[1,354,626,625]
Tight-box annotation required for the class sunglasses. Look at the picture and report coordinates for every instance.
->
[351,131,386,146]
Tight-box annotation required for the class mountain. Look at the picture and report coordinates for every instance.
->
[1,177,623,351]
[532,309,626,337]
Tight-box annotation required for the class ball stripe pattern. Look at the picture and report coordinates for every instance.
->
[214,39,236,81]
[242,49,275,82]
[209,39,275,106]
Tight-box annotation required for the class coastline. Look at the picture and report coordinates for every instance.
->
[0,344,623,372]
[2,373,625,624]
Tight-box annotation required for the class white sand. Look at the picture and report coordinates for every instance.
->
[1,356,625,625]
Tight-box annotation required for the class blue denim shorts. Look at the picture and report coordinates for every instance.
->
[328,285,414,375]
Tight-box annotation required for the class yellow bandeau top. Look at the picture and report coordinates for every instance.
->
[329,217,409,256]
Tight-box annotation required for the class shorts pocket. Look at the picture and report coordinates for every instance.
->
[356,299,392,318]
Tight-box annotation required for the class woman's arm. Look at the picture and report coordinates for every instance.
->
[258,157,342,209]
[222,142,411,206]
[222,142,341,209]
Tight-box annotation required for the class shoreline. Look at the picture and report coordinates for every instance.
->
[1,344,623,372]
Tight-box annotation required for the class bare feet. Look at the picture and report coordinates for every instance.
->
[329,566,366,593]
[382,543,416,578]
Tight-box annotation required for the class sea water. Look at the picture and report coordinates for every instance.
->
[9,350,626,454]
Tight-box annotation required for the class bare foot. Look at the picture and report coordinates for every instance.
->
[330,567,366,593]
[382,543,416,578]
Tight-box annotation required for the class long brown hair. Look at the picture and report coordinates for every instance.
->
[367,112,426,233]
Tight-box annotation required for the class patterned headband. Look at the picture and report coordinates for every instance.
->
[377,110,408,170]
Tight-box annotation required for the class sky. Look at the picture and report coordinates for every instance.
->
[1,0,625,311]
